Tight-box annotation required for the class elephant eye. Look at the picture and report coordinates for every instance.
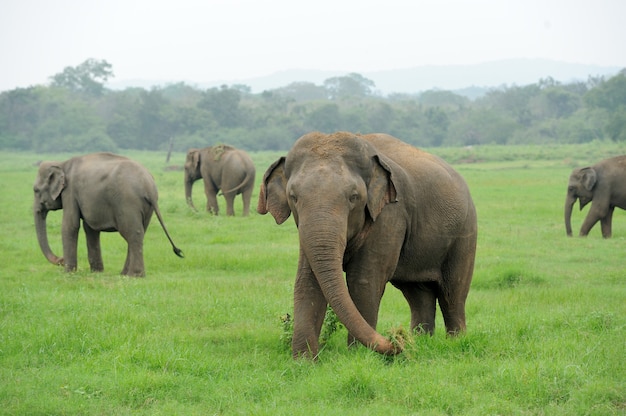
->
[349,193,359,203]
[289,194,298,204]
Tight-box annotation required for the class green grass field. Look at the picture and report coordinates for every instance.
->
[1,143,625,415]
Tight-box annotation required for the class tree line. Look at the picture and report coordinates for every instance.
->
[1,59,625,153]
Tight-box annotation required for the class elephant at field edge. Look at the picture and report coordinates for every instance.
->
[258,131,477,358]
[33,153,184,277]
[565,155,626,238]
[184,144,256,216]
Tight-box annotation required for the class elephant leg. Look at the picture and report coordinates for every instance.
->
[437,241,474,335]
[83,222,104,272]
[224,193,236,216]
[392,281,437,334]
[346,269,387,347]
[61,211,80,272]
[242,187,253,217]
[600,206,614,238]
[292,255,327,358]
[119,227,146,277]
[204,183,219,215]
[579,206,603,236]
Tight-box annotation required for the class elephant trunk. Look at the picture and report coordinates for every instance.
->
[34,208,63,265]
[184,175,197,210]
[564,195,576,237]
[298,214,399,356]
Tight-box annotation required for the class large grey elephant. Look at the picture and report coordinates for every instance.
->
[258,132,477,358]
[565,155,626,238]
[33,153,184,277]
[184,144,256,216]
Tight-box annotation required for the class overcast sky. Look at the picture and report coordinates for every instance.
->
[1,0,624,92]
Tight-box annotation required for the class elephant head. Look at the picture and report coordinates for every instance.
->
[184,148,202,210]
[258,132,399,357]
[565,167,595,236]
[33,162,65,265]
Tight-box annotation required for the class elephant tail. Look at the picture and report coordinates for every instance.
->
[220,170,253,196]
[150,200,184,258]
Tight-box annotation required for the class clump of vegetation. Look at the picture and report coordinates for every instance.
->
[280,306,344,351]
[385,326,412,352]
[279,312,293,350]
[319,307,343,345]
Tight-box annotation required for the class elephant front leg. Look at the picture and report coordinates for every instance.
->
[346,270,387,347]
[61,212,80,272]
[83,222,104,272]
[579,204,606,236]
[204,183,219,215]
[292,259,327,359]
[600,206,614,238]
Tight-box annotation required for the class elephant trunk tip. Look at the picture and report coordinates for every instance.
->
[48,254,64,266]
[376,329,407,356]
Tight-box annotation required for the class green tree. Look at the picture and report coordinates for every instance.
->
[324,73,375,99]
[584,69,626,141]
[198,85,244,128]
[274,81,327,101]
[49,58,114,96]
[305,103,341,132]
[0,87,43,149]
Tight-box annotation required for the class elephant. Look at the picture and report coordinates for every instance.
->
[184,144,256,216]
[258,131,477,358]
[33,152,184,277]
[565,155,626,238]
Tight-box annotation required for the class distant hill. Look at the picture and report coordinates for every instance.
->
[108,59,622,98]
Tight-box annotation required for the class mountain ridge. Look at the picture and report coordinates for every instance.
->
[108,58,622,97]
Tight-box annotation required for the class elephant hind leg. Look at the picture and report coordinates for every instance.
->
[437,294,467,335]
[119,229,146,277]
[224,193,236,216]
[392,281,437,334]
[242,188,253,216]
[438,244,474,334]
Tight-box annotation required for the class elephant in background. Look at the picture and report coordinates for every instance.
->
[33,153,184,277]
[258,131,477,358]
[184,144,256,216]
[565,155,626,238]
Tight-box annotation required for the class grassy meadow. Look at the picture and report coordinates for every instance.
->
[0,142,625,415]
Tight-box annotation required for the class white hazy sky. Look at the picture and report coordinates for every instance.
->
[1,0,625,92]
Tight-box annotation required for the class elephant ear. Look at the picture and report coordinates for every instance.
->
[47,165,66,201]
[581,167,597,191]
[190,149,201,171]
[366,154,398,221]
[257,157,291,224]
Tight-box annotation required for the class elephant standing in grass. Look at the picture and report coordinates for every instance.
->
[184,145,256,216]
[258,132,477,358]
[565,155,626,238]
[33,153,184,277]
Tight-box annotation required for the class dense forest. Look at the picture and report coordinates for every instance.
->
[1,59,625,153]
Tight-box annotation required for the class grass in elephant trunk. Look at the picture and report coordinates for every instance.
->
[280,308,420,358]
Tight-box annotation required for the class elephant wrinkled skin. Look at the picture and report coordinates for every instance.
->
[184,144,256,216]
[565,155,626,238]
[33,152,183,277]
[258,132,477,358]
